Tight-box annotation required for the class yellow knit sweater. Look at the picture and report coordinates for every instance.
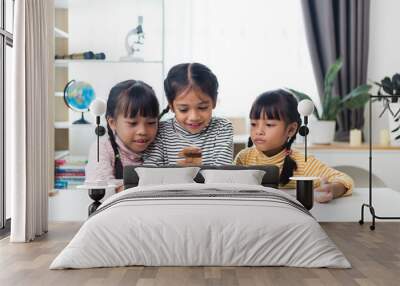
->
[234,147,353,196]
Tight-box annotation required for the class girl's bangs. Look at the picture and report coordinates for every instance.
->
[118,87,159,119]
[250,99,283,121]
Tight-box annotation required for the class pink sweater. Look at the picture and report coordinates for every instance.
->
[85,136,143,182]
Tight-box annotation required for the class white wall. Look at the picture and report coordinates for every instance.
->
[366,0,400,144]
[165,0,319,118]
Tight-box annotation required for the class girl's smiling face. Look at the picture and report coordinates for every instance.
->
[108,114,158,153]
[250,113,298,154]
[170,87,215,134]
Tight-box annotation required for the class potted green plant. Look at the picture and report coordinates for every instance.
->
[288,58,371,144]
[374,73,400,146]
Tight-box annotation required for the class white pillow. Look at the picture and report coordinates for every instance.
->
[200,169,266,185]
[135,167,200,186]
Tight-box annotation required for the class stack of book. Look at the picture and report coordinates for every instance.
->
[54,157,87,189]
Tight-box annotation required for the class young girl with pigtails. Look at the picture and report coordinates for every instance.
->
[234,89,354,203]
[85,80,160,192]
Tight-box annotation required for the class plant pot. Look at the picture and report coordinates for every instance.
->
[308,120,336,145]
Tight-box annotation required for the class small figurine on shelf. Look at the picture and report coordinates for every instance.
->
[120,16,145,61]
[55,51,106,60]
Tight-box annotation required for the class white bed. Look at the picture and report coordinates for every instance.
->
[50,183,350,269]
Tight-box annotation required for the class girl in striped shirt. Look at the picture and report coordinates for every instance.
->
[85,80,160,192]
[234,89,353,203]
[144,63,233,166]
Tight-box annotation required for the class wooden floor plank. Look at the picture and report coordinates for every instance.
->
[0,222,399,286]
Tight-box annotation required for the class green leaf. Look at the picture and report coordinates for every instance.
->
[287,88,320,120]
[343,93,370,109]
[323,58,343,114]
[341,84,371,109]
[324,58,343,90]
[322,96,341,121]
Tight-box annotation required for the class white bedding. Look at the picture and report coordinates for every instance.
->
[50,183,350,269]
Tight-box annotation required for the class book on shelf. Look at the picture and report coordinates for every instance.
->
[54,180,85,190]
[55,166,85,172]
[54,155,87,189]
[55,158,88,167]
[54,177,85,189]
[55,172,85,177]
[55,176,85,180]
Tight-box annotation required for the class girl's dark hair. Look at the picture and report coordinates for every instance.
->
[106,80,159,179]
[248,89,301,186]
[159,63,219,118]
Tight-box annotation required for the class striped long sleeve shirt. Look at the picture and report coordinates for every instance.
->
[234,147,354,196]
[143,117,234,166]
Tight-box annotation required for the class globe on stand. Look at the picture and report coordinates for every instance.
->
[63,80,96,124]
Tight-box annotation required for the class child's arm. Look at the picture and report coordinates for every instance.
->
[214,119,234,165]
[115,185,124,193]
[314,177,347,203]
[304,156,354,202]
[142,132,165,166]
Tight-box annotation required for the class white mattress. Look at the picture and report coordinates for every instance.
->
[50,183,350,269]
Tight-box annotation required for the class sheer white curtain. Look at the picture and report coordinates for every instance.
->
[9,0,54,242]
[165,0,319,117]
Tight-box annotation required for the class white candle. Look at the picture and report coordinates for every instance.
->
[350,129,362,146]
[379,129,391,147]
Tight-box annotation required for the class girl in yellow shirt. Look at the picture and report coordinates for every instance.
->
[234,89,353,203]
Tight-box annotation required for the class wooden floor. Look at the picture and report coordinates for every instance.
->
[0,222,400,286]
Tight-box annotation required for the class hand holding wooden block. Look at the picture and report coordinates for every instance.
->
[177,146,202,166]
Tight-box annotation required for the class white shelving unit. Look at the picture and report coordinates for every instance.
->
[54,121,94,129]
[54,60,68,68]
[54,0,68,9]
[54,150,70,160]
[53,6,74,192]
[54,27,69,39]
[50,0,166,204]
[54,121,69,129]
[65,0,166,158]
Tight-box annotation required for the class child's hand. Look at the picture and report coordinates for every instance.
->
[178,146,202,158]
[314,178,334,203]
[177,146,202,166]
[314,177,346,203]
[176,157,202,166]
[115,185,124,193]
